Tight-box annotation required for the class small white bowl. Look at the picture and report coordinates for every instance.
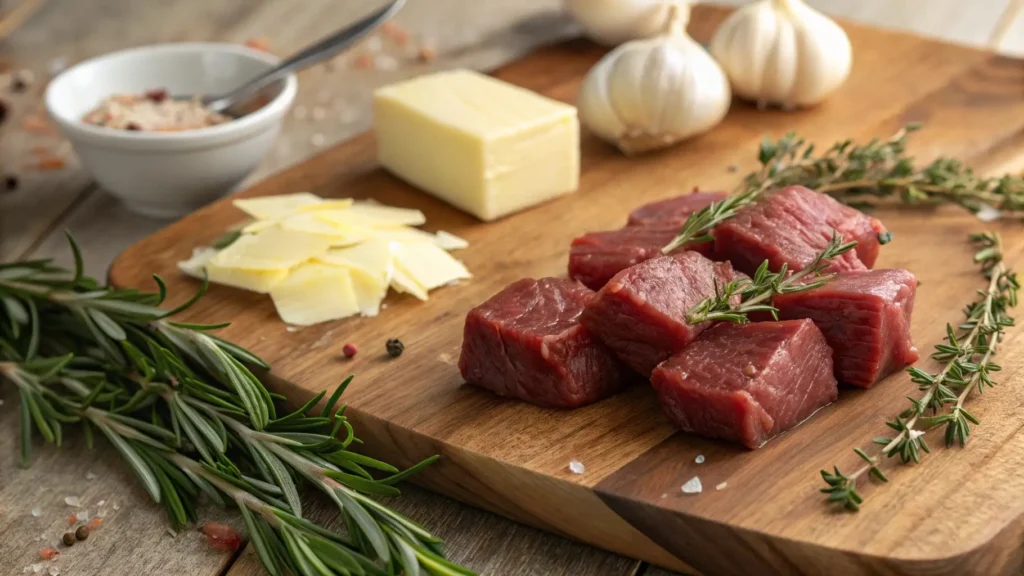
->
[45,43,297,219]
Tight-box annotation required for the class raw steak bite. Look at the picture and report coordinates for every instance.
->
[651,319,838,449]
[568,226,712,291]
[772,269,919,388]
[581,251,746,376]
[459,278,625,408]
[713,186,887,276]
[627,191,727,227]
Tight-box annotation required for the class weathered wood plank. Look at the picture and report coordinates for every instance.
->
[0,383,243,575]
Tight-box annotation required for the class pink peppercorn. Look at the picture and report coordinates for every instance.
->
[343,343,358,358]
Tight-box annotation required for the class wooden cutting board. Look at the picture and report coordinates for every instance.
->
[110,6,1024,575]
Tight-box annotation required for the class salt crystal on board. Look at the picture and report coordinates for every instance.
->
[31,507,41,517]
[568,459,585,475]
[85,471,97,480]
[694,455,705,464]
[77,510,89,522]
[681,476,702,494]
[97,509,107,518]
[0,398,5,406]
[112,503,120,511]
[64,496,81,507]
[976,204,1001,222]
[31,564,43,574]
[97,500,105,507]
[48,567,60,576]
[716,482,728,491]
[286,326,298,333]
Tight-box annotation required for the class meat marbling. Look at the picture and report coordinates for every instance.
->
[458,278,625,408]
[581,251,746,376]
[773,269,918,388]
[713,186,887,276]
[651,319,838,449]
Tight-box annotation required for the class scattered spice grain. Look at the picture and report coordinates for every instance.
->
[61,533,75,547]
[75,526,89,541]
[385,338,404,358]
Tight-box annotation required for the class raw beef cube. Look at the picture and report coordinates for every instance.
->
[459,278,625,408]
[581,252,746,376]
[773,269,918,388]
[651,319,838,449]
[627,191,728,227]
[568,226,712,291]
[713,186,887,276]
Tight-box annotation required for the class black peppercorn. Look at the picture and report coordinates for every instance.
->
[62,532,76,546]
[385,338,404,358]
[125,122,142,131]
[3,175,17,192]
[75,525,90,541]
[0,98,7,126]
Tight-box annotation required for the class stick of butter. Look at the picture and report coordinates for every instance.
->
[374,69,579,222]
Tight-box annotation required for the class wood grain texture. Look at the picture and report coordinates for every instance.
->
[106,6,1024,574]
[0,379,244,575]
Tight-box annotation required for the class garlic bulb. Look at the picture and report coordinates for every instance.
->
[576,4,731,155]
[565,0,685,46]
[709,0,852,107]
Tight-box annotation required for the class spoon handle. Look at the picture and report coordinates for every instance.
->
[207,0,405,113]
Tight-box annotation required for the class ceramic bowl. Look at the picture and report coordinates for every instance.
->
[45,43,297,219]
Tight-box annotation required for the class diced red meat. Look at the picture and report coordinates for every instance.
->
[627,191,728,227]
[713,186,886,276]
[568,227,713,291]
[459,278,625,408]
[651,319,838,449]
[772,269,918,388]
[580,252,746,376]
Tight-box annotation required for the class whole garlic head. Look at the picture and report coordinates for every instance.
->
[577,4,731,155]
[565,0,684,46]
[709,0,852,107]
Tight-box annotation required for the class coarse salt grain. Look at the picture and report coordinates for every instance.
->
[976,204,1001,222]
[568,459,585,475]
[695,454,705,464]
[716,482,728,491]
[376,55,399,71]
[286,326,298,333]
[78,510,89,522]
[48,567,60,576]
[96,509,107,518]
[681,476,702,494]
[908,429,926,441]
[64,496,81,507]
[0,398,5,406]
[31,507,41,517]
[112,503,120,511]
[32,562,45,572]
[312,107,326,120]
[85,471,97,480]
[97,500,105,507]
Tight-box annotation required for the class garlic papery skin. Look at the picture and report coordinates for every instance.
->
[709,0,852,108]
[576,5,731,155]
[565,0,685,46]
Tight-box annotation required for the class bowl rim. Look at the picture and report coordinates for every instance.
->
[44,42,298,145]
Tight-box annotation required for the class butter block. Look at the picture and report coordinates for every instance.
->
[374,69,579,221]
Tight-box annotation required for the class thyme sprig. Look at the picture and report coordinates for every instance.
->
[687,233,857,324]
[663,123,1024,254]
[821,232,1018,511]
[0,235,474,576]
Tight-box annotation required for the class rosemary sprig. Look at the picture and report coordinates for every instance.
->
[0,235,474,576]
[686,233,857,324]
[821,232,1018,511]
[663,123,1024,254]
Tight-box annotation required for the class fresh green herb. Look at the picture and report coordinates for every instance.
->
[0,234,474,576]
[821,232,1018,511]
[687,233,857,324]
[664,123,1024,254]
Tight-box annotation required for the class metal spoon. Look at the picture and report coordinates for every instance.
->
[202,0,405,115]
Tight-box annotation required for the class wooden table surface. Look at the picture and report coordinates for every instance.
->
[1,1,1022,574]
